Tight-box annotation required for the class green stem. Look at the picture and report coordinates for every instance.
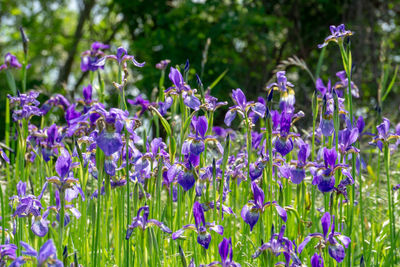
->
[384,143,394,266]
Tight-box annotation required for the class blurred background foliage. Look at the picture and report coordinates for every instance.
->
[1,0,400,132]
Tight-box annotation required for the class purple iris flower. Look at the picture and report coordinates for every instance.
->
[80,41,109,72]
[267,71,296,112]
[318,24,354,48]
[41,94,70,115]
[17,239,63,267]
[184,116,223,156]
[311,147,352,193]
[172,202,223,250]
[200,237,241,267]
[249,158,267,181]
[273,111,302,156]
[82,84,93,106]
[95,46,145,68]
[156,59,171,70]
[127,95,156,116]
[10,181,48,237]
[299,212,351,263]
[337,127,359,156]
[42,190,81,228]
[165,67,201,110]
[200,202,236,219]
[41,148,84,202]
[241,182,287,231]
[252,224,292,259]
[267,71,294,93]
[8,91,43,122]
[0,53,22,71]
[369,117,400,151]
[334,70,359,98]
[288,139,311,184]
[224,88,266,126]
[311,253,324,267]
[39,124,63,162]
[203,92,228,112]
[95,109,127,157]
[0,147,10,164]
[126,206,172,239]
[0,243,18,266]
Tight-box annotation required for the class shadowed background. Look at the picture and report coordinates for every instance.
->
[0,0,399,135]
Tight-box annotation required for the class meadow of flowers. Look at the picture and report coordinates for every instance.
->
[0,24,399,266]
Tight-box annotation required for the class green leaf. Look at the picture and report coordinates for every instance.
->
[382,66,398,103]
[149,106,172,136]
[5,69,17,95]
[209,69,228,90]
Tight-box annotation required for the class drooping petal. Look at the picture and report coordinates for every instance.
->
[20,241,38,257]
[320,118,334,137]
[249,161,264,181]
[274,204,287,222]
[275,137,293,157]
[290,168,305,184]
[241,204,259,232]
[96,130,123,156]
[298,236,312,254]
[147,219,172,234]
[190,140,205,156]
[317,174,335,193]
[31,217,48,237]
[336,235,351,248]
[178,172,196,191]
[207,223,224,235]
[197,227,211,249]
[184,94,201,110]
[224,109,237,126]
[251,102,266,118]
[37,239,58,266]
[171,224,197,240]
[328,242,345,263]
